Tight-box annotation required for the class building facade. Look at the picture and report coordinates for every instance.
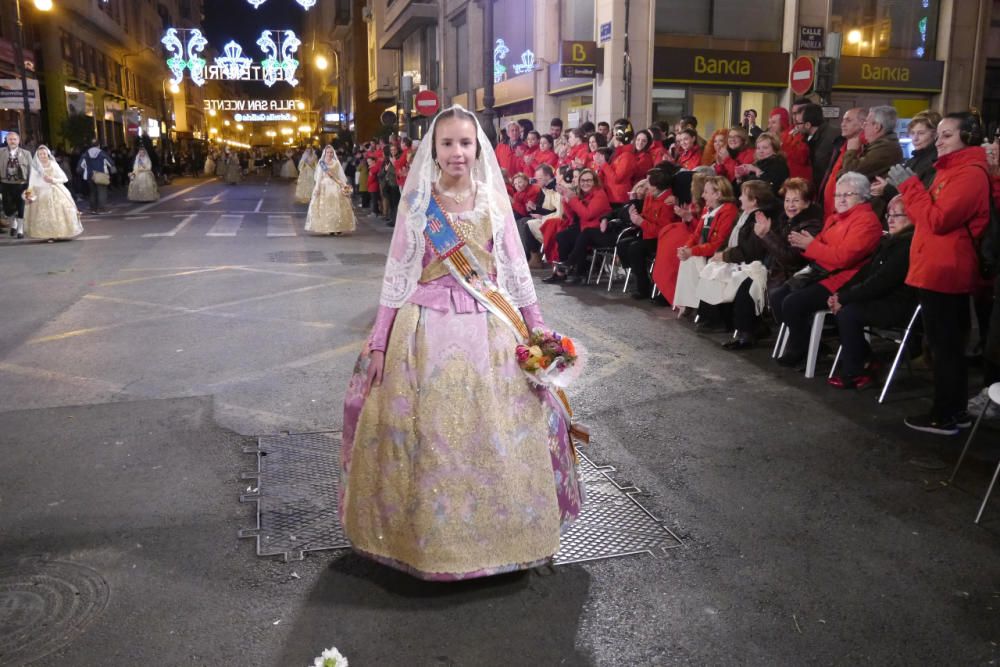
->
[360,0,992,141]
[36,0,205,151]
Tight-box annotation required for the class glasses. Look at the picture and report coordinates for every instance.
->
[886,213,909,219]
[579,178,595,184]
[834,192,860,199]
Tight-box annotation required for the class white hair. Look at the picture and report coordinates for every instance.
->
[869,106,897,134]
[836,171,872,200]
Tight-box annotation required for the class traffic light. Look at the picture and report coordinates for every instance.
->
[815,57,837,97]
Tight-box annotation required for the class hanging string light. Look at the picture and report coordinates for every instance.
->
[245,0,316,8]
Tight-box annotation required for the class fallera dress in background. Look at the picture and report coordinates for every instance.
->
[280,152,298,179]
[305,159,356,234]
[25,159,83,240]
[224,154,241,184]
[295,152,317,204]
[204,154,215,176]
[341,189,582,580]
[127,158,159,202]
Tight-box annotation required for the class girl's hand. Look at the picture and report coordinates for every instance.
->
[364,350,385,396]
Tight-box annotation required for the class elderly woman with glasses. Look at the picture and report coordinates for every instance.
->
[770,171,884,368]
[826,194,918,389]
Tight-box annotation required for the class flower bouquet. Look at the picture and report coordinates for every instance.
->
[515,328,585,389]
[309,646,348,667]
[22,189,34,203]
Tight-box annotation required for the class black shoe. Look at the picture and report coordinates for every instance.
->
[695,321,727,334]
[9,227,14,237]
[723,335,754,351]
[904,413,960,436]
[651,294,669,307]
[565,274,582,285]
[16,231,23,239]
[542,271,566,284]
[954,411,973,429]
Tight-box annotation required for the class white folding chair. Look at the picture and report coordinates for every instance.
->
[949,382,1000,524]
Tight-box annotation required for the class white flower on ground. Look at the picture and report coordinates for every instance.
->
[310,646,348,667]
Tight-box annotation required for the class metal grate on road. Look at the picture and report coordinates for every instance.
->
[240,431,682,563]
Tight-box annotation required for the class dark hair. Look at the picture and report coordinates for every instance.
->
[944,111,985,146]
[779,176,812,200]
[634,129,653,152]
[517,118,534,134]
[569,128,585,140]
[792,97,812,108]
[646,167,673,191]
[595,147,614,161]
[597,121,610,130]
[526,130,540,141]
[680,115,698,128]
[680,128,698,140]
[801,103,825,128]
[550,117,563,128]
[579,121,596,134]
[648,126,665,142]
[431,107,482,159]
[740,179,776,209]
[587,132,608,148]
[539,133,553,146]
[536,163,555,179]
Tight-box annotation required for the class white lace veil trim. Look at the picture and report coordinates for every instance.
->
[30,145,68,186]
[315,145,344,185]
[378,104,537,309]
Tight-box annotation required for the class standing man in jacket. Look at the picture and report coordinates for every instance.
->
[0,130,32,238]
[840,106,903,182]
[78,140,113,214]
[800,103,840,196]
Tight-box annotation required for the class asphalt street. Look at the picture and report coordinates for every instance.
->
[0,174,998,666]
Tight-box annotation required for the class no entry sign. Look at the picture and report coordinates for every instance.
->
[415,90,440,117]
[790,56,815,96]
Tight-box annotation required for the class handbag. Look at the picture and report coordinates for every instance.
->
[784,262,832,291]
[92,171,110,186]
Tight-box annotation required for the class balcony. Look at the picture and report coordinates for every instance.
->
[380,0,437,50]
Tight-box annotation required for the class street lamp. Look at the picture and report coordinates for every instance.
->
[14,0,52,141]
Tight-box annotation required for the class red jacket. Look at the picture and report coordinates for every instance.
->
[612,144,639,187]
[783,130,812,183]
[597,160,630,204]
[634,150,654,184]
[511,184,541,217]
[393,154,408,188]
[717,148,756,181]
[802,202,883,293]
[565,187,612,231]
[650,144,669,166]
[495,141,523,175]
[563,142,589,168]
[901,145,991,294]
[684,202,739,256]
[533,149,558,169]
[822,144,848,217]
[637,189,678,240]
[674,147,702,171]
[367,157,382,192]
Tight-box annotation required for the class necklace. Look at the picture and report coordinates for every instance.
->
[436,181,475,204]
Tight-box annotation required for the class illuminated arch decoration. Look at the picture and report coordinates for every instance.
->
[493,39,509,83]
[162,28,208,87]
[513,50,536,75]
[245,0,316,8]
[215,41,253,80]
[257,30,301,87]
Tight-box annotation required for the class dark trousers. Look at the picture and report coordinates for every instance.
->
[919,289,970,420]
[370,187,381,214]
[770,282,832,358]
[697,278,758,333]
[1,182,26,218]
[88,181,108,212]
[386,185,401,221]
[558,226,616,275]
[517,216,541,258]
[834,303,873,376]
[360,192,371,208]
[618,236,657,295]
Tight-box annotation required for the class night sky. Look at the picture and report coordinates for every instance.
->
[203,0,306,53]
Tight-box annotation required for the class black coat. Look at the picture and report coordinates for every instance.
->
[757,203,825,288]
[879,146,938,203]
[740,155,789,197]
[722,208,770,264]
[837,227,917,327]
[808,123,841,193]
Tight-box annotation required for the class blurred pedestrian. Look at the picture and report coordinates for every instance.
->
[0,129,31,237]
[78,140,113,214]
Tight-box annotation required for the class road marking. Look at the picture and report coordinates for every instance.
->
[254,198,264,213]
[266,214,296,237]
[124,216,150,220]
[98,266,232,288]
[206,214,244,237]
[142,213,197,238]
[127,178,217,214]
[78,235,112,240]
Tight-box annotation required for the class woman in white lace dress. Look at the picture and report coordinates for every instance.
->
[305,146,355,235]
[279,149,298,179]
[127,148,159,201]
[24,146,83,241]
[294,148,317,204]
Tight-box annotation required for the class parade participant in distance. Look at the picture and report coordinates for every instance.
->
[305,145,355,236]
[295,147,318,204]
[127,148,159,202]
[24,145,83,242]
[0,129,31,238]
[341,105,583,580]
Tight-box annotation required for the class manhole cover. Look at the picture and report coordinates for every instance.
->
[267,250,327,264]
[241,432,682,563]
[0,556,110,665]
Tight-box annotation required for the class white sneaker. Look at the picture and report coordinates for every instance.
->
[966,387,1000,420]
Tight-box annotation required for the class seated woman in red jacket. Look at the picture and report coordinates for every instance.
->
[586,132,608,169]
[770,171,884,368]
[671,129,702,170]
[594,147,630,206]
[532,134,559,169]
[510,172,540,218]
[631,130,656,185]
[619,166,679,299]
[651,166,715,305]
[561,129,589,167]
[542,168,613,284]
[670,175,740,312]
[716,128,756,182]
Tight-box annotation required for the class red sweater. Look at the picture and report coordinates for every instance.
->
[717,148,756,181]
[565,187,612,231]
[367,157,383,192]
[612,144,639,188]
[564,143,589,168]
[674,147,703,171]
[802,202,884,293]
[634,150,654,184]
[782,130,812,182]
[533,149,558,169]
[901,146,991,294]
[638,189,678,240]
[597,160,630,205]
[684,202,739,256]
[511,184,541,217]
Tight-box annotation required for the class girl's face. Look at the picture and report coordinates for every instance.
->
[703,182,720,207]
[513,176,528,192]
[713,134,726,153]
[909,123,935,151]
[38,148,50,163]
[784,190,807,218]
[755,138,775,160]
[589,136,599,151]
[434,116,478,179]
[768,114,783,135]
[727,132,743,150]
[390,145,399,157]
[325,148,335,161]
[739,188,756,212]
[634,133,649,151]
[678,133,694,151]
[569,133,581,147]
[935,118,964,157]
[526,134,538,148]
[540,136,552,151]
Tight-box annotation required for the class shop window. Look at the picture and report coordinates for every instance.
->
[655,0,783,41]
[831,0,939,59]
[453,12,469,93]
